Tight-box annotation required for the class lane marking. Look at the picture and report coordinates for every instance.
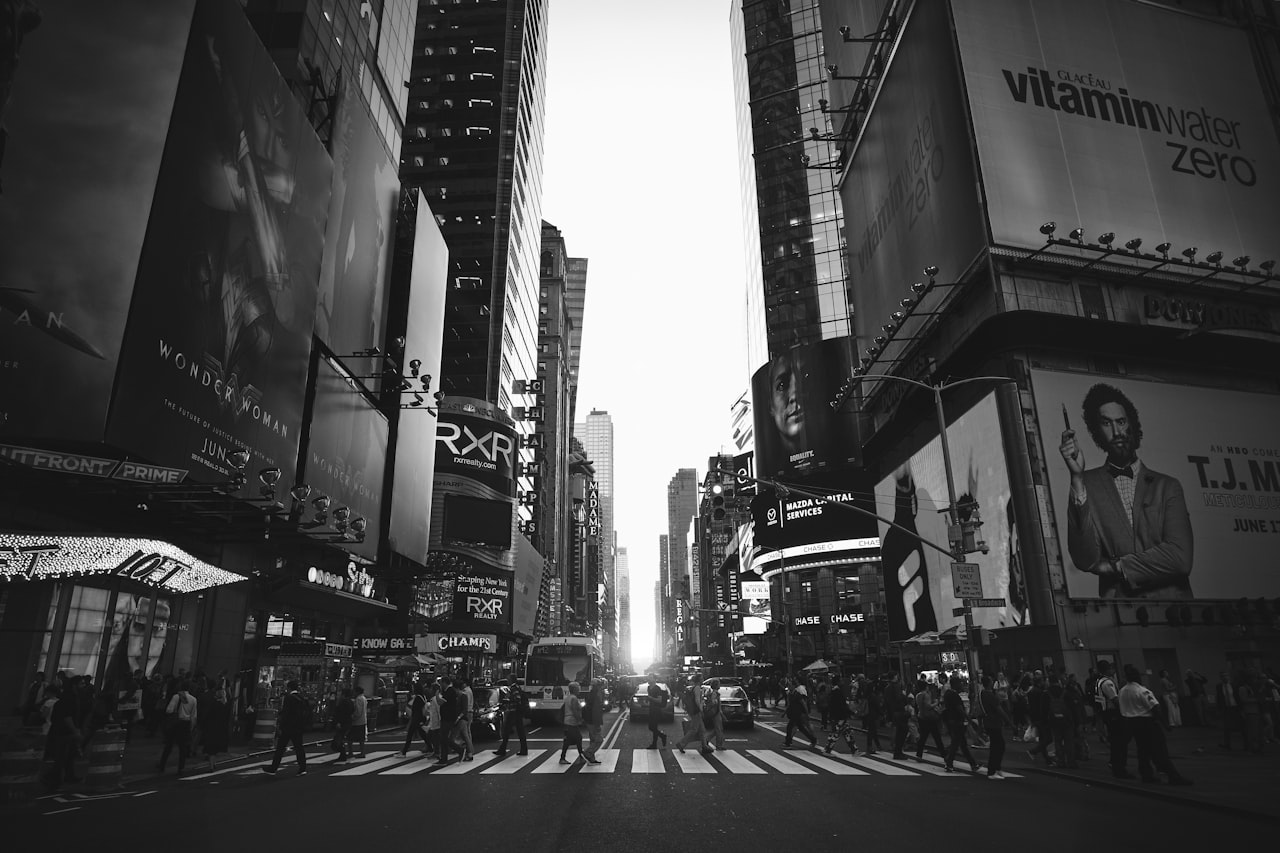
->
[480,749,548,774]
[871,753,957,776]
[44,807,81,815]
[711,750,767,775]
[432,749,500,775]
[832,754,917,776]
[380,754,442,775]
[630,750,666,773]
[182,759,271,780]
[672,750,717,774]
[329,752,410,776]
[579,749,620,773]
[531,753,577,774]
[746,749,816,774]
[786,750,870,775]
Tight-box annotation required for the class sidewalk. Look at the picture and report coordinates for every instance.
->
[775,704,1280,823]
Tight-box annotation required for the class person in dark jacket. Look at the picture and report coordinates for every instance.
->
[399,683,431,757]
[580,678,605,764]
[331,688,355,762]
[44,686,82,790]
[436,679,465,766]
[823,676,858,755]
[262,680,309,775]
[783,683,821,752]
[495,678,529,757]
[883,673,910,759]
[942,676,980,773]
[200,687,232,771]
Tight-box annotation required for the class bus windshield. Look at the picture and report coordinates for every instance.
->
[526,652,592,686]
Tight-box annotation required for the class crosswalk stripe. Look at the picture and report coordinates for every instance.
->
[237,751,349,776]
[914,751,1022,778]
[833,754,918,776]
[433,750,500,775]
[711,750,767,774]
[578,750,620,773]
[381,754,442,775]
[531,753,577,773]
[870,754,956,776]
[672,750,717,774]
[330,752,411,776]
[480,750,549,774]
[786,751,869,775]
[746,750,816,775]
[630,750,666,773]
[183,759,271,780]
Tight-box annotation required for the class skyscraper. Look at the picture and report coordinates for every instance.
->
[617,546,630,672]
[400,0,550,411]
[564,257,589,421]
[730,0,852,363]
[664,468,698,659]
[576,410,616,663]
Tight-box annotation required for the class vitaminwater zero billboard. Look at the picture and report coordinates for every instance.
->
[952,0,1280,259]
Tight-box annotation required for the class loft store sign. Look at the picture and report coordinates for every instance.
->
[0,533,243,593]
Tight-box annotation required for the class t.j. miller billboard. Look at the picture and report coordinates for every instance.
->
[952,0,1280,258]
[1033,369,1280,601]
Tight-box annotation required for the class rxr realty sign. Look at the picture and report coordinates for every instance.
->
[452,570,511,624]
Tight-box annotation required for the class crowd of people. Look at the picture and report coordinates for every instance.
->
[20,668,237,788]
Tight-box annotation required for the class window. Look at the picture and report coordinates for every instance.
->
[470,72,494,81]
[466,126,492,137]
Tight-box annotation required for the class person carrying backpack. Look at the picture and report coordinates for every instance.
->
[703,678,725,750]
[263,680,309,776]
[784,682,821,752]
[398,683,431,757]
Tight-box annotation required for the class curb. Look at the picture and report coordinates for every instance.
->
[1009,763,1280,825]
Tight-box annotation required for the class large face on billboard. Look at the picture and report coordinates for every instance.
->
[873,394,1029,640]
[953,0,1280,258]
[751,338,860,480]
[0,0,195,443]
[305,359,388,560]
[1033,370,1280,600]
[105,0,332,487]
[842,0,984,350]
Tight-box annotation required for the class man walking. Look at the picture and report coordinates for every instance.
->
[942,675,979,773]
[398,683,431,756]
[580,678,604,764]
[914,678,946,761]
[1095,661,1130,778]
[349,686,368,758]
[783,681,821,752]
[262,680,309,775]
[1120,665,1191,785]
[979,674,1013,779]
[1216,671,1239,749]
[675,674,711,754]
[495,678,529,757]
[1045,673,1078,769]
[645,678,669,749]
[331,688,354,762]
[883,673,910,760]
[824,675,857,755]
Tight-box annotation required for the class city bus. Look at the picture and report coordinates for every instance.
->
[523,636,604,722]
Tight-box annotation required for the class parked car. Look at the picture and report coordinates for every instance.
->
[470,686,502,740]
[628,680,674,723]
[718,684,755,729]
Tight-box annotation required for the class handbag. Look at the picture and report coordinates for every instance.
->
[1023,723,1037,741]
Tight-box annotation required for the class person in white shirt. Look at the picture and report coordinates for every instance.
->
[350,686,368,757]
[157,681,198,774]
[1119,665,1191,786]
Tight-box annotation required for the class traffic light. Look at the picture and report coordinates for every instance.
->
[711,483,726,521]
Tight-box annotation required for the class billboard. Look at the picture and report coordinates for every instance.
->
[953,0,1280,257]
[841,0,984,349]
[106,0,332,488]
[1032,369,1280,600]
[750,468,878,567]
[0,0,196,442]
[303,358,388,560]
[750,337,861,480]
[387,192,448,566]
[314,81,399,357]
[873,393,1029,640]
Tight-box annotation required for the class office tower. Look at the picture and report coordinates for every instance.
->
[617,546,631,672]
[664,468,699,659]
[654,580,663,664]
[564,257,589,421]
[658,533,671,656]
[576,410,616,663]
[731,0,852,364]
[400,0,550,410]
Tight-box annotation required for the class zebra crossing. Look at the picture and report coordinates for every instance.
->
[183,746,1023,781]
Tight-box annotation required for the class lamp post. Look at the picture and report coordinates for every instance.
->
[855,373,1012,691]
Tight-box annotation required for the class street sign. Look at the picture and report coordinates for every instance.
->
[951,562,983,599]
[952,606,971,617]
[964,597,1007,608]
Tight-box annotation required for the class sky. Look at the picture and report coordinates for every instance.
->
[539,0,751,669]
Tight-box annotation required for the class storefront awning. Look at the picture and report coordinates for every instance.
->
[277,580,398,619]
[0,532,247,593]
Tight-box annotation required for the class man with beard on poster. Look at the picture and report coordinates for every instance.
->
[1059,383,1193,598]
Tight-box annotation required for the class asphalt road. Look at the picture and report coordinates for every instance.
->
[7,706,1267,851]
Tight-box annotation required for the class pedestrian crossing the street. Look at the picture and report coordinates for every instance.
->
[189,747,1023,781]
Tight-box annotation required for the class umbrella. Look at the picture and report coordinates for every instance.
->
[802,659,830,672]
[903,631,943,646]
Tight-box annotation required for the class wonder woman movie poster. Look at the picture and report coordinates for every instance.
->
[107,0,332,488]
[0,0,196,442]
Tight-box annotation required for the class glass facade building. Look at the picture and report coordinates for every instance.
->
[731,0,851,361]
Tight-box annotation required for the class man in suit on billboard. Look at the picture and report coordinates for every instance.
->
[1059,383,1193,598]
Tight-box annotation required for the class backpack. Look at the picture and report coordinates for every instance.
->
[1048,689,1067,720]
[701,685,720,719]
[1095,676,1115,710]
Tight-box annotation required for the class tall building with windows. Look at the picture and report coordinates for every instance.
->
[564,258,589,421]
[576,410,616,663]
[663,468,699,660]
[730,0,851,364]
[400,0,549,414]
[617,546,631,671]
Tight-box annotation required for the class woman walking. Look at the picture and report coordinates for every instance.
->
[862,680,884,755]
[581,678,604,764]
[157,680,198,775]
[560,681,586,764]
[200,687,232,771]
[399,683,431,756]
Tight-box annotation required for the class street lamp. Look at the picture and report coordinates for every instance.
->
[843,372,1011,689]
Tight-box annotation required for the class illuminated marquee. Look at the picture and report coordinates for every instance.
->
[0,533,245,593]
